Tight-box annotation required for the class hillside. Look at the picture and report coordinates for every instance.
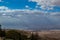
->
[1,29,60,40]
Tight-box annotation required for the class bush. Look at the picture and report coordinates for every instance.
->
[6,30,21,40]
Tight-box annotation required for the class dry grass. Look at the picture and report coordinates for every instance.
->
[4,29,60,40]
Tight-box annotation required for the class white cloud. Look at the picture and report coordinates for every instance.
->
[29,0,59,6]
[0,6,55,14]
[0,6,44,13]
[29,0,60,10]
[0,6,46,18]
[0,6,15,12]
[25,5,29,8]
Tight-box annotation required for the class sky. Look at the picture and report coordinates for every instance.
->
[0,0,60,30]
[0,0,60,12]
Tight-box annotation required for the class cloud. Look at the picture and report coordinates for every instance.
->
[0,6,59,16]
[0,6,45,19]
[25,5,29,8]
[0,6,14,12]
[0,6,60,30]
[29,0,60,10]
[49,12,60,16]
[0,6,44,13]
[53,0,60,6]
[29,0,60,6]
[0,6,8,10]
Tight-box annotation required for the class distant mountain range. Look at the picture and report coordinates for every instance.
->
[0,11,60,31]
